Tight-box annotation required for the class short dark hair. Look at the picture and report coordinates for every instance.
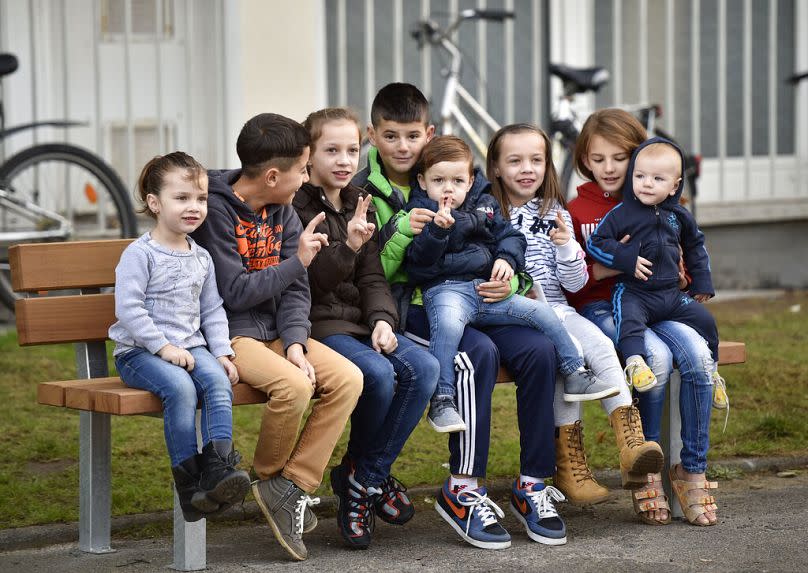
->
[236,113,311,179]
[370,83,430,127]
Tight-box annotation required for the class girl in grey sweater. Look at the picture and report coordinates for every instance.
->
[109,152,249,522]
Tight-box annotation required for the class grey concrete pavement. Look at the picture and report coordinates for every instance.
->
[1,464,806,573]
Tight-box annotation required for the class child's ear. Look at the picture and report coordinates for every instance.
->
[671,177,682,195]
[425,124,436,142]
[145,193,160,214]
[367,124,377,147]
[264,167,279,188]
[416,172,426,189]
[582,156,592,173]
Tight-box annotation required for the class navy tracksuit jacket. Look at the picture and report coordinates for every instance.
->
[587,137,719,362]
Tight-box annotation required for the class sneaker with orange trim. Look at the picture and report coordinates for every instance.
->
[434,479,511,550]
[509,480,567,545]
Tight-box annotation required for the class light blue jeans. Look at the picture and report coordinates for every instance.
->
[423,279,584,397]
[581,300,714,473]
[115,346,234,466]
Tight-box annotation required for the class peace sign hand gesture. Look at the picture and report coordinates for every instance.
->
[346,194,376,252]
[433,194,455,229]
[548,211,571,246]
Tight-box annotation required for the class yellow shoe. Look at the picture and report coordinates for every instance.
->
[624,358,658,392]
[712,371,729,409]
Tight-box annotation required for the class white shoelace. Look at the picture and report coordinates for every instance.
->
[294,494,320,535]
[456,489,505,535]
[525,485,566,519]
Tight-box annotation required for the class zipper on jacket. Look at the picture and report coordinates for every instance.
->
[654,206,663,278]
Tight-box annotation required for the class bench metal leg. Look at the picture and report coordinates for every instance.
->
[172,489,206,571]
[79,411,114,553]
[172,409,206,571]
[661,370,684,519]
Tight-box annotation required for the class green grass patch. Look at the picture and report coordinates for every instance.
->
[1,291,807,529]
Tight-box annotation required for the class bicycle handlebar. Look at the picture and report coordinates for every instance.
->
[411,9,514,49]
[470,9,515,21]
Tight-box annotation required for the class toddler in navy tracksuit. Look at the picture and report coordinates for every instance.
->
[588,137,721,391]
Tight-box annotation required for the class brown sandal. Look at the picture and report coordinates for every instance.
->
[632,473,671,525]
[668,465,718,526]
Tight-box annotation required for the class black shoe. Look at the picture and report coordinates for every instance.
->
[375,474,414,525]
[194,439,251,512]
[331,463,380,549]
[171,455,205,522]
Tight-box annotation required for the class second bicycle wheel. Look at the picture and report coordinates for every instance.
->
[0,143,137,310]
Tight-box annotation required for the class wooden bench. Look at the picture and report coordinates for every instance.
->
[10,239,268,571]
[11,239,746,565]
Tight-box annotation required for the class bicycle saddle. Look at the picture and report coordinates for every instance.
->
[549,63,609,95]
[0,53,18,77]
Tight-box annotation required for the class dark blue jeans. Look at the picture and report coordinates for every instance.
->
[321,333,438,488]
[115,346,234,466]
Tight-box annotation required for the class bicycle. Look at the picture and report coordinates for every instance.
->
[549,63,702,217]
[410,8,514,162]
[0,53,137,311]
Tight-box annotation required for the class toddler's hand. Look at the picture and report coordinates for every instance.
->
[433,195,455,229]
[217,356,239,385]
[548,211,571,246]
[693,293,711,303]
[490,258,514,282]
[634,256,653,281]
[408,207,436,235]
[371,321,398,354]
[158,344,195,371]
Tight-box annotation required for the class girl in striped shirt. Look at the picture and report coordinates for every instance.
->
[486,124,665,520]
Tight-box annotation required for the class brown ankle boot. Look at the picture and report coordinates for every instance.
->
[554,421,609,505]
[609,405,664,489]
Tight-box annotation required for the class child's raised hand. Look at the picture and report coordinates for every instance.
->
[158,343,195,371]
[634,256,653,281]
[346,194,376,252]
[433,195,455,229]
[298,212,329,267]
[548,211,571,246]
[490,258,514,281]
[693,293,711,303]
[217,356,239,385]
[408,207,436,235]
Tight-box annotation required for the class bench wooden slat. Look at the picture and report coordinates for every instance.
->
[9,239,131,292]
[494,340,746,384]
[39,377,266,415]
[16,294,115,345]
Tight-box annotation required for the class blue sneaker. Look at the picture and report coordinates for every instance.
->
[509,481,567,545]
[434,480,511,550]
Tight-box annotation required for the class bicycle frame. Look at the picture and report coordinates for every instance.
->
[438,36,500,158]
[0,188,71,242]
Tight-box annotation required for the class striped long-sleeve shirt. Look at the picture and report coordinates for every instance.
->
[509,198,588,309]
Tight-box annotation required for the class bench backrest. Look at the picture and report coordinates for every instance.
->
[10,239,132,345]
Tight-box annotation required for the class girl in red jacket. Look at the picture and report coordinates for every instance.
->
[566,108,724,526]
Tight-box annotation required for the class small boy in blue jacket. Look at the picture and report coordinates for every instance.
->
[406,136,616,432]
[588,137,722,391]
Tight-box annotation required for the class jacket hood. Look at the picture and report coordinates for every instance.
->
[207,168,284,218]
[410,166,490,211]
[575,180,621,204]
[622,136,687,208]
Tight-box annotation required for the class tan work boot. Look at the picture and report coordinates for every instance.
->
[609,405,664,489]
[553,421,610,505]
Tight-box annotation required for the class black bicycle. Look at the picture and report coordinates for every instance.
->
[0,53,137,311]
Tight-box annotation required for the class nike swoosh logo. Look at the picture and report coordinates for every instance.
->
[444,494,467,520]
[515,497,529,515]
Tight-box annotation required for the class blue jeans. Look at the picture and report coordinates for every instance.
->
[321,333,438,488]
[424,279,583,397]
[581,300,714,473]
[115,346,234,466]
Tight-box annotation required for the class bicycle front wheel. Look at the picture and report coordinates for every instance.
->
[0,143,137,310]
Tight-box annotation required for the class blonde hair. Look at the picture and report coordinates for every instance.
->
[574,108,647,181]
[136,151,206,219]
[486,123,562,218]
[637,142,682,178]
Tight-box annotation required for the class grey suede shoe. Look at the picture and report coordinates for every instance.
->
[563,368,620,402]
[252,476,319,561]
[427,395,467,433]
